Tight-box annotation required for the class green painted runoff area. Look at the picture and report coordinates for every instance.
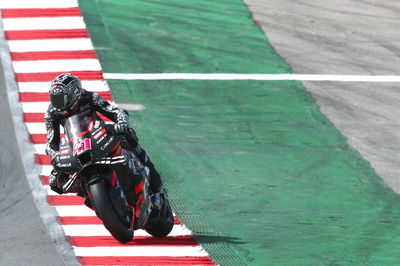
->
[80,0,400,265]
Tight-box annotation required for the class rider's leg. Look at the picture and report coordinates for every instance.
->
[123,128,163,194]
[134,143,163,193]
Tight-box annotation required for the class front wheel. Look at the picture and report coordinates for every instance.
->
[89,180,133,243]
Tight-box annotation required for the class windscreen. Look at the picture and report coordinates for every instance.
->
[64,114,92,140]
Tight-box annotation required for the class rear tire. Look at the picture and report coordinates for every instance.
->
[90,180,133,243]
[145,198,174,238]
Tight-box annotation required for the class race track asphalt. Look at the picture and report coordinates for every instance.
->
[0,55,65,265]
[1,1,399,265]
[0,17,71,265]
[245,0,400,193]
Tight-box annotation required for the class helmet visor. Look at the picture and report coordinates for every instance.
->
[50,94,76,109]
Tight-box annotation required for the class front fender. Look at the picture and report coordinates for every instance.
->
[81,165,115,186]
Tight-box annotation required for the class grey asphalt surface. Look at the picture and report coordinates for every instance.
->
[0,59,65,265]
[0,15,73,265]
[244,0,400,193]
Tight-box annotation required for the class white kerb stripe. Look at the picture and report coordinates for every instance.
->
[34,144,46,154]
[103,73,400,82]
[12,59,102,73]
[45,187,76,196]
[7,39,94,52]
[18,81,110,93]
[22,102,59,114]
[3,17,86,31]
[25,122,52,134]
[72,246,208,257]
[41,166,53,176]
[62,224,192,237]
[0,0,78,8]
[54,205,95,217]
[22,102,140,114]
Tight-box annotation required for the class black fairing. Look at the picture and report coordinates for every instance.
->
[57,112,120,174]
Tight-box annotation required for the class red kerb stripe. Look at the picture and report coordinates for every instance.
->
[48,195,85,206]
[30,134,65,144]
[11,51,97,61]
[24,113,45,123]
[1,8,81,18]
[78,256,216,266]
[40,175,49,185]
[16,71,103,82]
[68,236,197,247]
[19,91,112,102]
[59,216,103,225]
[35,154,51,165]
[29,134,47,144]
[5,29,89,40]
[59,216,181,225]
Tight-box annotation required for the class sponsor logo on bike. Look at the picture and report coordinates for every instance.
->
[101,137,114,150]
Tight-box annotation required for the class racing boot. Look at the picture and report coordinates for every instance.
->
[151,188,166,211]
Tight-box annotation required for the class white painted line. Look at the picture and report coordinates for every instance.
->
[103,73,400,82]
[73,245,208,257]
[62,224,192,237]
[13,59,102,73]
[3,17,86,31]
[18,81,110,93]
[0,0,78,8]
[7,38,93,52]
[115,103,146,111]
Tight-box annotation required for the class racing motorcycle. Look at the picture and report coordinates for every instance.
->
[56,112,174,243]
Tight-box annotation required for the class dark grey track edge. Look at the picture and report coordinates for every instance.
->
[0,11,80,266]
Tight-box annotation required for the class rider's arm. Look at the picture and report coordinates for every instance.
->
[91,92,129,124]
[44,108,61,160]
[91,92,138,142]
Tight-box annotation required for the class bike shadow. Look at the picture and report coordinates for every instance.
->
[194,234,248,245]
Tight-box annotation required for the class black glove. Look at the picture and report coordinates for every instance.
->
[114,122,130,135]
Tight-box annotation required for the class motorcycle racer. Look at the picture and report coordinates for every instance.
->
[45,73,164,201]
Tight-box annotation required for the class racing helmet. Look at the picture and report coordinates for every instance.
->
[49,73,82,110]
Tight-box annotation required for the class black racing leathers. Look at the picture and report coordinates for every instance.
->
[45,89,162,194]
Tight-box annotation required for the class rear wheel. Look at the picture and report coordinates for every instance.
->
[90,180,133,243]
[145,197,174,237]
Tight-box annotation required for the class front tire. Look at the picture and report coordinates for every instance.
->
[89,180,133,243]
